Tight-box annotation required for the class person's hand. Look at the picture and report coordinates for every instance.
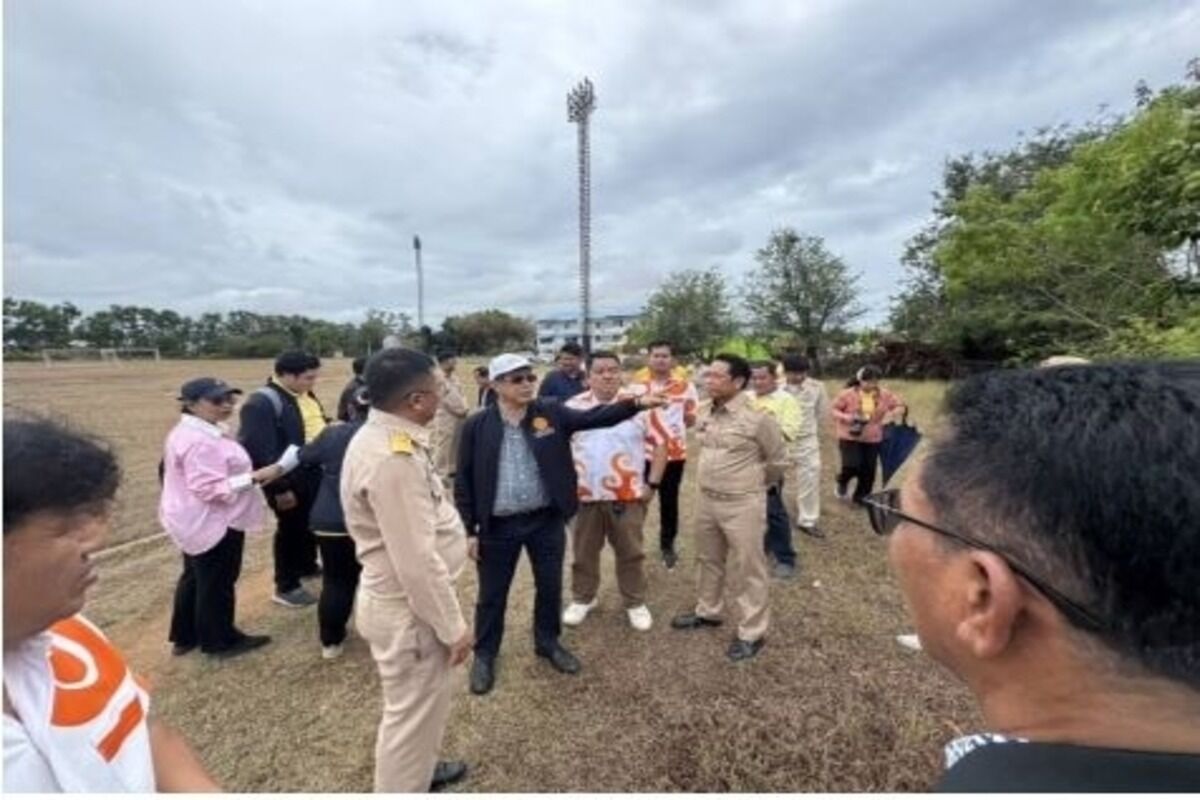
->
[448,630,473,667]
[467,538,480,562]
[252,465,284,485]
[638,391,668,410]
[640,485,656,504]
[274,490,298,511]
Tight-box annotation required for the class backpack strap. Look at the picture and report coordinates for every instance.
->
[253,385,285,419]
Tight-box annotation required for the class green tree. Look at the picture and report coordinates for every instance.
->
[628,267,735,360]
[741,229,864,370]
[440,309,534,354]
[2,299,81,350]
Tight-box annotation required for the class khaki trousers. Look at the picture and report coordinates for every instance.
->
[356,590,454,793]
[694,490,770,642]
[571,501,647,607]
[788,437,821,528]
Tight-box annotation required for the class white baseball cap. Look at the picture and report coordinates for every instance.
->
[488,353,533,381]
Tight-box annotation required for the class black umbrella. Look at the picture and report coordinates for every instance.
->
[880,410,922,485]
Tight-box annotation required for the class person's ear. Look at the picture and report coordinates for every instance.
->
[953,551,1024,659]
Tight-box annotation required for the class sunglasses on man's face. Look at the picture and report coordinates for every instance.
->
[503,372,537,385]
[861,489,1106,633]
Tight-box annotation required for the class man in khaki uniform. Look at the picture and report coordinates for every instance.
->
[341,348,473,793]
[671,352,788,662]
[432,351,469,482]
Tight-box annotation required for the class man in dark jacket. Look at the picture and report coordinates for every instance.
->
[869,362,1200,791]
[335,356,367,422]
[537,342,587,401]
[238,351,328,608]
[455,353,665,695]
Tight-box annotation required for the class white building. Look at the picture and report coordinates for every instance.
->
[535,312,641,360]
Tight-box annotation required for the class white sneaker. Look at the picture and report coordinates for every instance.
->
[321,643,344,660]
[562,600,597,627]
[896,633,922,651]
[626,605,653,632]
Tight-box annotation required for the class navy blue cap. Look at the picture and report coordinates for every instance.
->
[178,377,242,402]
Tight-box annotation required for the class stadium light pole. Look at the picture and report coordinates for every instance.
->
[413,234,424,331]
[567,77,596,355]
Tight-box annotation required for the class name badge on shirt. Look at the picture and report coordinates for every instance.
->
[531,417,556,438]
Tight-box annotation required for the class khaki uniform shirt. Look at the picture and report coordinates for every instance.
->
[341,408,468,646]
[695,391,789,495]
[432,373,469,477]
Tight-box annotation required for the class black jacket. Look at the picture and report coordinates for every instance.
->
[299,420,363,533]
[237,381,328,500]
[336,376,365,422]
[936,741,1200,792]
[455,397,641,537]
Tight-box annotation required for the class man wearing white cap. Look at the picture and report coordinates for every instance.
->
[455,354,666,695]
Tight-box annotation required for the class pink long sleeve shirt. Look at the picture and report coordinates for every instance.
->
[159,415,266,555]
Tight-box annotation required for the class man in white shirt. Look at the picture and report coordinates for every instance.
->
[781,354,829,538]
[3,416,218,792]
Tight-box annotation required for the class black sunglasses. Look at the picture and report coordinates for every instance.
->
[503,372,538,384]
[861,489,1106,633]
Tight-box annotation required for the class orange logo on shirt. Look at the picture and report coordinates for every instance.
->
[601,453,641,502]
[48,617,145,762]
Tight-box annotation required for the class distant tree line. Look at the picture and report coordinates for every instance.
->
[2,299,535,359]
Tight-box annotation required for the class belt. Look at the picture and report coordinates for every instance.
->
[700,488,759,501]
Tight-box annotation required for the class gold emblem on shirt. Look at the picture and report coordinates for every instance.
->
[531,416,550,432]
[390,432,414,455]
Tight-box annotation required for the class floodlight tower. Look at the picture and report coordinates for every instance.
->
[413,234,424,330]
[567,77,596,354]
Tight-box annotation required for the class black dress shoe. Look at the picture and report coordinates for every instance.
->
[171,643,196,656]
[207,633,271,659]
[469,657,495,695]
[661,548,678,570]
[429,760,468,792]
[535,644,581,675]
[727,638,765,662]
[799,524,826,539]
[670,612,723,630]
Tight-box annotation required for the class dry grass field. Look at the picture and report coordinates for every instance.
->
[3,359,977,792]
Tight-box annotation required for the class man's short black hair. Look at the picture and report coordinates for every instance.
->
[4,415,121,532]
[436,350,457,364]
[647,340,674,355]
[559,342,584,358]
[587,350,620,369]
[750,359,777,375]
[713,352,752,388]
[275,350,321,376]
[473,365,488,377]
[920,361,1200,689]
[351,356,367,376]
[365,348,436,410]
[782,354,810,373]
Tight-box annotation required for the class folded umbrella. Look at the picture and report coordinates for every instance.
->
[880,410,922,485]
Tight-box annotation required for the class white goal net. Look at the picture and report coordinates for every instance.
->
[41,347,161,366]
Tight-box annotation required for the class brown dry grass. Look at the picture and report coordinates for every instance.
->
[3,360,978,792]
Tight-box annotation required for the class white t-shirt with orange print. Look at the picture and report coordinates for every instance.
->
[639,376,699,462]
[566,390,660,503]
[3,615,155,793]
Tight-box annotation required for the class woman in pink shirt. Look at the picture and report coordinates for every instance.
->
[831,365,906,504]
[160,378,276,658]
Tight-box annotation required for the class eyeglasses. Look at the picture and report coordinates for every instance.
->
[503,373,538,384]
[861,489,1106,633]
[207,395,237,406]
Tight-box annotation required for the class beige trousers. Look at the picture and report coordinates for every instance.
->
[571,501,647,607]
[356,590,454,793]
[694,490,770,642]
[789,436,821,528]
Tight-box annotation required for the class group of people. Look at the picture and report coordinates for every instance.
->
[4,350,1198,793]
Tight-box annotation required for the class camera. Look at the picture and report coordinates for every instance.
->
[848,415,867,438]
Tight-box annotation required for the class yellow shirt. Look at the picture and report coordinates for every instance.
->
[751,388,803,442]
[272,379,327,443]
[860,389,877,419]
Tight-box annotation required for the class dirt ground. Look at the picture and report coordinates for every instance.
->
[4,359,978,792]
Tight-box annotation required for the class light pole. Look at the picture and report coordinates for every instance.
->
[567,77,595,355]
[413,234,424,331]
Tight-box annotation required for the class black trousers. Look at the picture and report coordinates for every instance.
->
[272,469,320,594]
[169,529,245,652]
[647,459,686,553]
[764,485,797,566]
[474,508,565,659]
[837,440,882,502]
[316,534,361,647]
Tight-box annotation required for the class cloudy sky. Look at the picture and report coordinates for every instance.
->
[5,0,1197,326]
